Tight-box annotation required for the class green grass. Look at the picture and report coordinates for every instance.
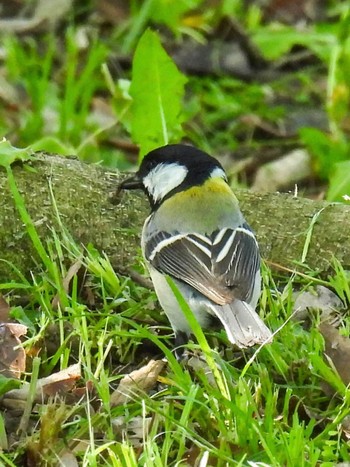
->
[2,32,125,166]
[1,3,350,464]
[0,202,349,465]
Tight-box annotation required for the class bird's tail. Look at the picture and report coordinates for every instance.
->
[209,300,272,348]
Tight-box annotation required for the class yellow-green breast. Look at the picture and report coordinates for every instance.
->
[155,177,243,234]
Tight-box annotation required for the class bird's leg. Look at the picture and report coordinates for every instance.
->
[174,331,189,360]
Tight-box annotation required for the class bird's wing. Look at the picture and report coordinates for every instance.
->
[144,225,259,305]
[211,225,260,302]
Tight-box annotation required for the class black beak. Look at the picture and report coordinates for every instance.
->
[113,173,144,205]
[118,174,143,191]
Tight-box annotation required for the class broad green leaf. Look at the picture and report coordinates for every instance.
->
[29,136,74,155]
[253,25,335,60]
[149,0,204,33]
[122,0,203,53]
[299,128,349,179]
[0,375,21,397]
[0,139,33,168]
[129,29,187,159]
[10,306,37,334]
[327,160,350,202]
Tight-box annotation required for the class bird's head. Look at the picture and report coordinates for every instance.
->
[119,144,227,208]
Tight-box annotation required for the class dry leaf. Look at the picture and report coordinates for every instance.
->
[0,74,23,108]
[262,0,323,24]
[0,398,26,410]
[34,0,73,26]
[292,285,344,321]
[110,359,165,406]
[68,440,90,454]
[112,415,153,446]
[56,449,79,467]
[0,17,45,33]
[97,0,129,24]
[187,355,216,387]
[52,259,84,310]
[252,149,312,192]
[0,294,11,322]
[319,322,350,386]
[5,363,81,403]
[341,416,350,441]
[0,0,71,32]
[0,323,27,378]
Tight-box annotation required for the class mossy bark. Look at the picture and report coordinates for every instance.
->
[0,153,349,282]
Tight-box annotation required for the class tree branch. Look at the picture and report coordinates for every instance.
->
[1,153,349,283]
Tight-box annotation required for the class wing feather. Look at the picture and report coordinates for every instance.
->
[148,234,231,304]
[145,224,260,305]
[212,226,260,302]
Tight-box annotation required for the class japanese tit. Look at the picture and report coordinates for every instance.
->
[119,144,271,357]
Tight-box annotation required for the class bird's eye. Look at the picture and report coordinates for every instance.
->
[147,160,157,170]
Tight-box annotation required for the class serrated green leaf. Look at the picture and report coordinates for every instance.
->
[129,29,187,159]
[327,160,350,202]
[0,139,33,168]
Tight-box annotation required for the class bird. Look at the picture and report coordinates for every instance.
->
[118,144,272,357]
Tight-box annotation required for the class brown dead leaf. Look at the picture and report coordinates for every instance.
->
[4,363,81,403]
[36,362,81,400]
[262,0,324,24]
[0,0,72,34]
[34,0,73,26]
[67,439,90,455]
[110,359,165,406]
[0,323,27,378]
[96,0,129,24]
[287,395,322,426]
[0,16,45,33]
[3,323,27,339]
[292,285,344,322]
[71,379,94,399]
[0,294,11,322]
[0,74,23,108]
[340,416,350,442]
[0,398,26,411]
[42,378,79,398]
[187,355,217,387]
[112,415,153,446]
[252,149,312,192]
[52,259,84,310]
[319,322,350,386]
[57,449,79,467]
[240,114,288,138]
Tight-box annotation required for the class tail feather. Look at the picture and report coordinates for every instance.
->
[209,299,272,348]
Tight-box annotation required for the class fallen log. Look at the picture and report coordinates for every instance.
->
[0,153,349,283]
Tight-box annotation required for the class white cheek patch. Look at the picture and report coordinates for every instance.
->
[210,166,227,181]
[143,163,188,202]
